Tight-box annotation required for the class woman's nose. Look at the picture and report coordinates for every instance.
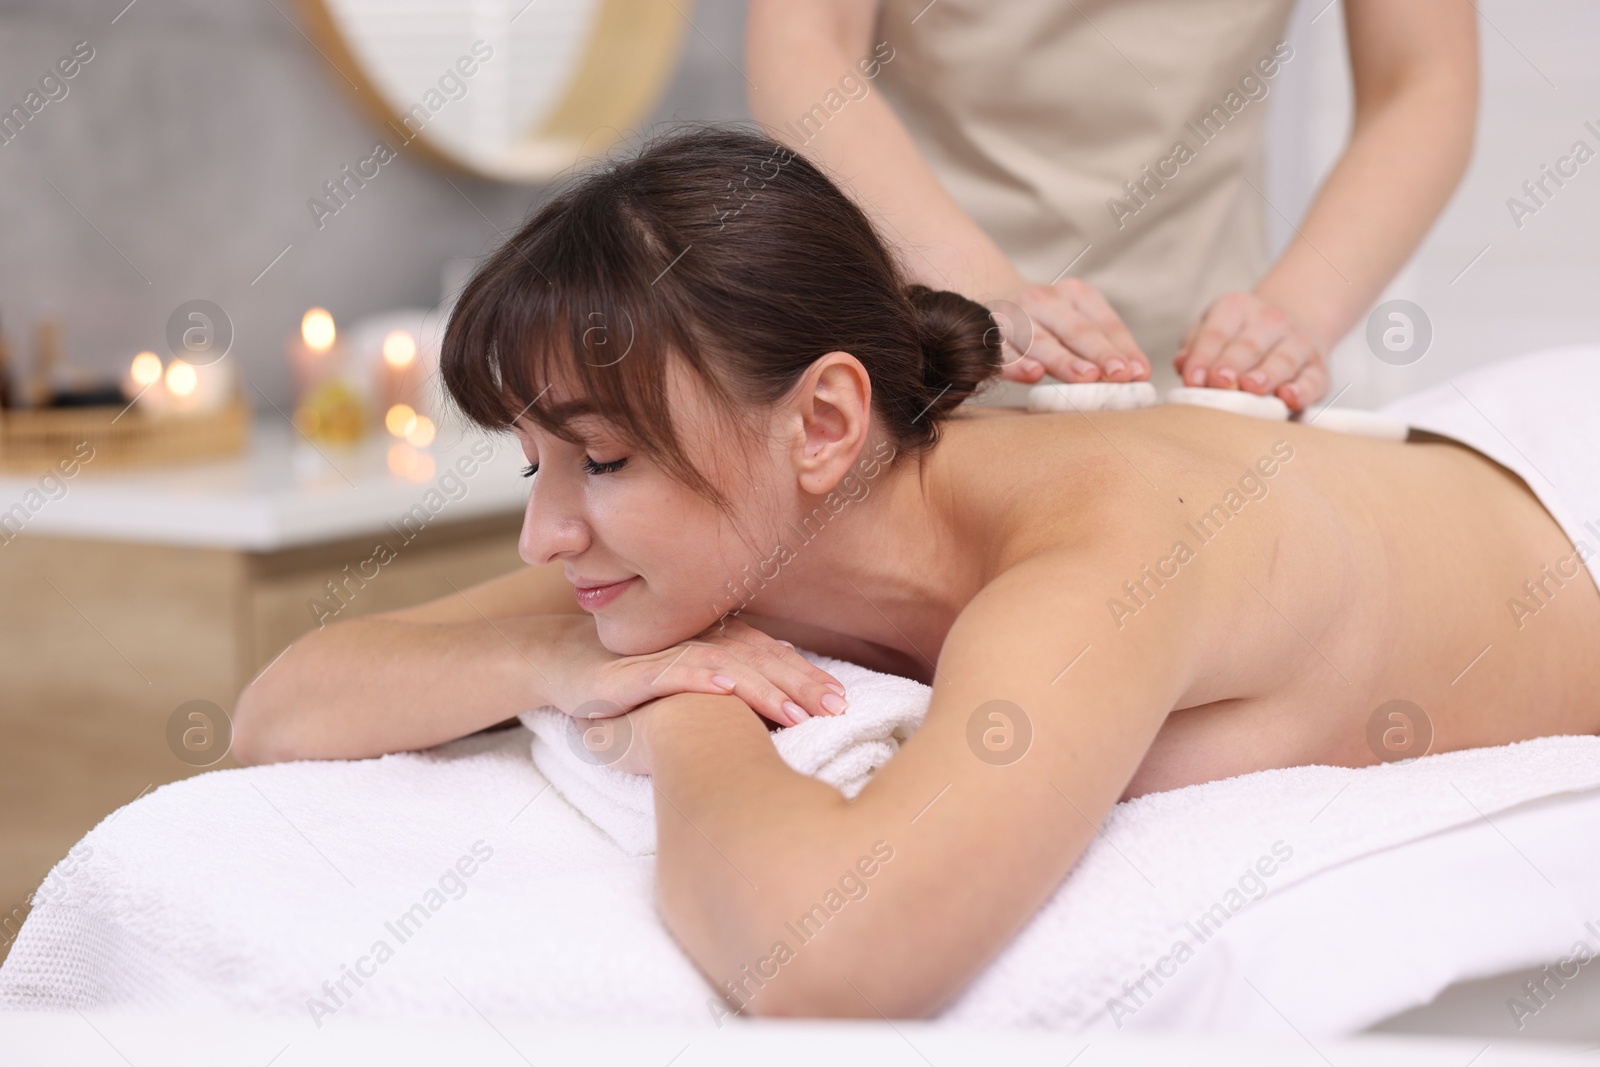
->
[518,482,591,566]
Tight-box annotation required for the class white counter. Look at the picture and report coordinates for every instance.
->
[0,418,530,552]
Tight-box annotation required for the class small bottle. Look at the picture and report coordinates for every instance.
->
[27,318,61,409]
[0,310,14,410]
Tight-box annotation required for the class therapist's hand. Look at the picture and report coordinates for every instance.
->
[993,278,1150,385]
[1173,291,1330,411]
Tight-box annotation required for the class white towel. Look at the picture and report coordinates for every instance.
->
[5,644,1600,1036]
[1380,343,1600,590]
[521,650,925,855]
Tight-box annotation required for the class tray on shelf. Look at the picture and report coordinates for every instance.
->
[0,399,251,473]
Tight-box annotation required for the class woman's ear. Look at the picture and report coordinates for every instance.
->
[791,352,872,496]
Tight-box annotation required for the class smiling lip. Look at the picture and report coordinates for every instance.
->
[571,576,637,611]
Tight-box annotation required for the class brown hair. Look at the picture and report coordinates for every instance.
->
[441,124,1003,510]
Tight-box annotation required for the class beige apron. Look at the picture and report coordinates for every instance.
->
[872,0,1297,399]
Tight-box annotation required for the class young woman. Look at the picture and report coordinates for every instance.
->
[232,127,1600,1020]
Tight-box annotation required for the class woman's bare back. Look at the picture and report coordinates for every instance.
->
[753,403,1600,797]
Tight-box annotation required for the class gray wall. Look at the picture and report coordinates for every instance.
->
[6,0,1596,416]
[0,0,750,409]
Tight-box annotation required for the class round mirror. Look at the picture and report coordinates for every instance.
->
[299,0,693,183]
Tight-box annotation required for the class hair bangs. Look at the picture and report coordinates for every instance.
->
[440,185,736,505]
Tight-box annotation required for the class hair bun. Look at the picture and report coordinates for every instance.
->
[905,284,1004,417]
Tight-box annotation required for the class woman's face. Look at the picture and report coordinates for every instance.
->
[512,364,791,656]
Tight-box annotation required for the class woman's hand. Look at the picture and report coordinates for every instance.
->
[1173,291,1331,411]
[539,613,846,729]
[992,277,1150,385]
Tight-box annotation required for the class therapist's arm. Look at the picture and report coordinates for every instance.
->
[746,1,1020,303]
[745,1,1148,386]
[1178,0,1479,409]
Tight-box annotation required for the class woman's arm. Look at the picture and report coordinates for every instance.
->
[231,561,853,764]
[230,562,585,764]
[644,552,1207,1017]
[1178,0,1479,407]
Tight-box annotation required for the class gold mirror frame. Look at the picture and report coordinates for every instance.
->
[297,0,694,183]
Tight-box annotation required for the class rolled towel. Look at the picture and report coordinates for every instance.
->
[521,650,928,855]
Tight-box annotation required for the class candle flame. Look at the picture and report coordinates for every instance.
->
[385,403,417,438]
[301,308,336,352]
[130,351,163,388]
[166,360,198,397]
[404,415,436,447]
[382,330,417,368]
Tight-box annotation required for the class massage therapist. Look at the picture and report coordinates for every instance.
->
[746,0,1478,409]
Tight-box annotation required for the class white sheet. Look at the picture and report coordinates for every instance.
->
[1379,343,1600,590]
[4,650,1599,1037]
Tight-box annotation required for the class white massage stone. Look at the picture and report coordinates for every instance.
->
[1027,381,1159,413]
[1303,407,1410,441]
[1165,386,1290,421]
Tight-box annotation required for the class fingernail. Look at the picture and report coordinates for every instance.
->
[1104,358,1125,377]
[776,640,794,649]
[820,692,847,714]
[1242,372,1265,390]
[1215,368,1236,386]
[711,674,737,690]
[783,700,810,723]
[825,681,846,696]
[1187,366,1206,385]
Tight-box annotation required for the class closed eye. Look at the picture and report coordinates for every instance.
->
[583,456,627,476]
[521,457,627,479]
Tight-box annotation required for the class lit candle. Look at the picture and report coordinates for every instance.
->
[287,307,342,404]
[303,308,336,350]
[163,357,236,414]
[380,328,419,413]
[126,350,170,415]
[382,400,436,449]
[384,402,416,438]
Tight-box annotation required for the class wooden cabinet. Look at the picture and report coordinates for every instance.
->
[0,505,524,963]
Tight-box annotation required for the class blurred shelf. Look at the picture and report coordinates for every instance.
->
[0,415,530,551]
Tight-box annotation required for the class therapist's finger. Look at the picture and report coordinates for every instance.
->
[988,298,1048,383]
[999,329,1095,383]
[1173,318,1203,378]
[1278,355,1330,412]
[1207,309,1292,389]
[1060,279,1148,379]
[1240,332,1316,396]
[1178,294,1251,386]
[1022,294,1129,380]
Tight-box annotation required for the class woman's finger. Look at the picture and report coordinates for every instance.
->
[1020,290,1130,378]
[707,619,850,719]
[1061,279,1148,378]
[1278,354,1330,412]
[1207,307,1292,389]
[1174,315,1205,378]
[621,643,805,727]
[697,653,815,727]
[1179,293,1251,386]
[1240,332,1315,395]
